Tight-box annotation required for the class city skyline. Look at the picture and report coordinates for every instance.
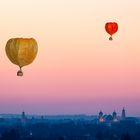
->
[0,0,140,116]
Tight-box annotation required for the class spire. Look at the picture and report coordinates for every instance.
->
[121,107,126,120]
[22,111,25,118]
[21,111,27,125]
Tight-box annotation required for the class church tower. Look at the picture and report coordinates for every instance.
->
[21,111,27,125]
[121,108,126,120]
[22,111,25,119]
[112,111,118,122]
[98,111,104,122]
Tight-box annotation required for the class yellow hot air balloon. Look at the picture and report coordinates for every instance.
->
[5,38,38,76]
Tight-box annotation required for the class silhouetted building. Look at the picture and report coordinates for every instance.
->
[98,111,104,122]
[21,111,27,125]
[113,111,118,122]
[98,108,126,123]
[121,108,126,120]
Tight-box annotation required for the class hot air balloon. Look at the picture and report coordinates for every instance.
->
[5,38,38,76]
[105,22,118,40]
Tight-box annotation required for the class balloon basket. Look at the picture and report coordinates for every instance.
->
[109,36,113,41]
[17,68,23,76]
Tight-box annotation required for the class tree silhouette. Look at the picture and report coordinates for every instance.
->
[1,129,20,140]
[121,133,131,140]
[96,131,103,140]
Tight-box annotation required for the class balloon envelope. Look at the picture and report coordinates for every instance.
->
[105,22,118,40]
[5,38,38,76]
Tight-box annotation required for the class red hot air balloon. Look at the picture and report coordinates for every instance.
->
[105,22,118,40]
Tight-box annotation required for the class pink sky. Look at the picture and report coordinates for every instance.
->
[0,0,140,116]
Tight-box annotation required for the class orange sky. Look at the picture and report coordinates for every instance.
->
[0,0,140,116]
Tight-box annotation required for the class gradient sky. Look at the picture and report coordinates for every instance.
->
[0,0,140,116]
